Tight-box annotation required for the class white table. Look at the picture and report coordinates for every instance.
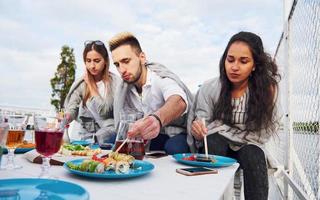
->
[0,154,239,200]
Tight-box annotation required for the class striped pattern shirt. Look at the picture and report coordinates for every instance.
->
[231,91,248,125]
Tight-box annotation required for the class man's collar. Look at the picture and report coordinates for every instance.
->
[144,68,152,87]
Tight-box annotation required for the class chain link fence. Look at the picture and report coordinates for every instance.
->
[267,0,320,199]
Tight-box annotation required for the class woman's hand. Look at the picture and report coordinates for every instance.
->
[64,112,72,124]
[191,119,207,140]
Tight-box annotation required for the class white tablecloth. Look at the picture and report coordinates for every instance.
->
[0,154,239,200]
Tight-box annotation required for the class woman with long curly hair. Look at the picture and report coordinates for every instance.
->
[188,31,281,200]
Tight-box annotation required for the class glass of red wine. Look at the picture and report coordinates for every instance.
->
[114,110,145,160]
[34,116,64,178]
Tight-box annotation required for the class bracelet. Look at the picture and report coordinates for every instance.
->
[149,113,163,128]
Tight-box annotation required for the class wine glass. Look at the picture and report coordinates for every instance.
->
[0,114,9,169]
[34,116,64,178]
[88,118,99,148]
[0,115,25,170]
[114,110,145,160]
[57,109,70,144]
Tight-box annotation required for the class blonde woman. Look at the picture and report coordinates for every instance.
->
[64,40,119,144]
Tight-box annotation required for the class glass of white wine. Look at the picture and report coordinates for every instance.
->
[0,115,25,170]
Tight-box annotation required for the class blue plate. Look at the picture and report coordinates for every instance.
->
[173,153,237,168]
[71,140,90,146]
[64,159,155,179]
[0,178,89,200]
[2,148,34,154]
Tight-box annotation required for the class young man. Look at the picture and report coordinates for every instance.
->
[109,32,193,154]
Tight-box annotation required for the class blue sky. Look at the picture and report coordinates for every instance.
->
[0,0,283,109]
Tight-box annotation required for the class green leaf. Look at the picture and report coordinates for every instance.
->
[50,45,76,111]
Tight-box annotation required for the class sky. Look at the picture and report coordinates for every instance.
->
[0,0,283,110]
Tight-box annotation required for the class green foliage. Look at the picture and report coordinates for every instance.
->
[50,45,76,112]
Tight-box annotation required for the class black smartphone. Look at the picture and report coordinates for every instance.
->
[196,156,214,162]
[99,143,113,150]
[176,167,218,176]
[145,151,167,158]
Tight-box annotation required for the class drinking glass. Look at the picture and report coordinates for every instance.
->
[89,122,99,148]
[0,115,25,170]
[114,110,145,160]
[0,115,9,169]
[34,116,64,178]
[57,109,70,144]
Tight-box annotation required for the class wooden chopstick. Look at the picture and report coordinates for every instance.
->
[202,118,209,158]
[115,138,129,153]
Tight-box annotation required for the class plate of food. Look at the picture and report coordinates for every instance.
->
[3,141,35,154]
[0,178,89,200]
[24,143,104,165]
[64,152,155,179]
[172,153,237,168]
[71,140,91,146]
[59,143,102,157]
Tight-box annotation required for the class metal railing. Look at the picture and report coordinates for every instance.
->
[267,0,320,199]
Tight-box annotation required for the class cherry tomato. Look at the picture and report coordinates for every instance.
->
[182,155,196,161]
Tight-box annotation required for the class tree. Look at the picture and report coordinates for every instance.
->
[50,45,76,112]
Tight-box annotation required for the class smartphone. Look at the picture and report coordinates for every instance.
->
[196,156,214,162]
[145,151,167,158]
[99,143,113,150]
[176,167,218,176]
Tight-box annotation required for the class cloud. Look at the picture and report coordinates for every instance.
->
[0,0,283,108]
[0,47,60,108]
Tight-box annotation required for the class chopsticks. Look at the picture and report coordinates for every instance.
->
[115,138,129,153]
[202,118,208,158]
[114,122,134,153]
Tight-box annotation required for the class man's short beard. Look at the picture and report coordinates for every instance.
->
[124,62,143,84]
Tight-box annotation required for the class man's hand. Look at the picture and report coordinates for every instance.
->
[191,119,207,140]
[127,116,161,140]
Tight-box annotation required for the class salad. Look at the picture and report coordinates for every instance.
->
[60,144,101,156]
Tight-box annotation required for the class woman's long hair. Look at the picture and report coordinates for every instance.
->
[213,31,281,136]
[82,42,110,107]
